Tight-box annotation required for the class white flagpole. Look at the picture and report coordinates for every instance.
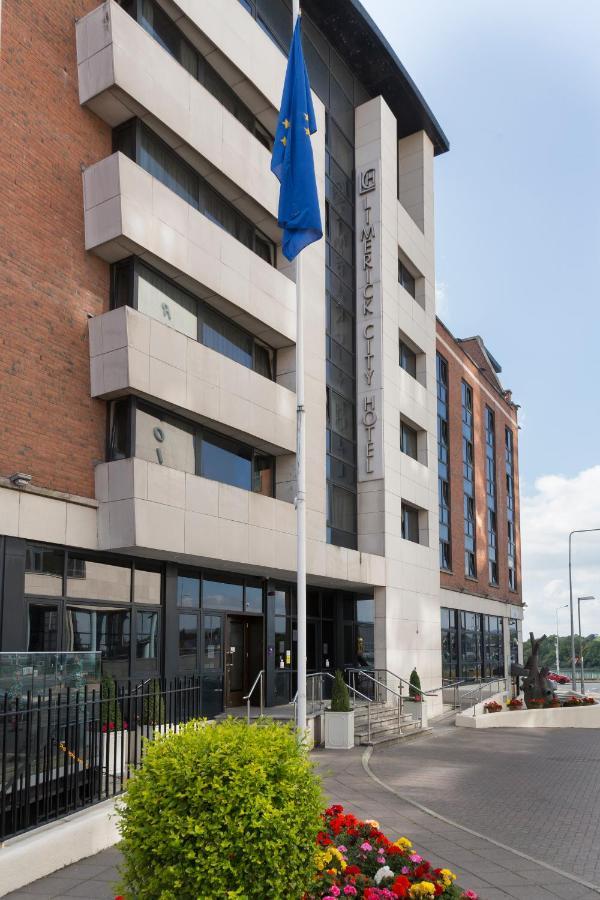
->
[293,0,307,740]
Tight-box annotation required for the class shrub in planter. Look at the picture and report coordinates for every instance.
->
[409,667,422,701]
[330,669,351,712]
[116,718,324,899]
[484,700,502,713]
[100,676,126,732]
[507,697,523,710]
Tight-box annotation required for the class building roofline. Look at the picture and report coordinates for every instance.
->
[302,0,450,155]
[436,317,518,411]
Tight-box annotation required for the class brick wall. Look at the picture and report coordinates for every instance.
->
[436,320,522,607]
[0,0,111,498]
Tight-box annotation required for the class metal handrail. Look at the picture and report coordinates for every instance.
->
[291,671,372,707]
[346,668,424,734]
[243,669,264,723]
[459,675,510,715]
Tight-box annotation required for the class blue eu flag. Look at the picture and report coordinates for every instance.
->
[271,17,322,262]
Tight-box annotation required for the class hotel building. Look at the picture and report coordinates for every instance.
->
[0,0,521,714]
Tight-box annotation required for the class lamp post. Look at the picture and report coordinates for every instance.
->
[578,595,595,693]
[554,604,568,673]
[569,528,600,690]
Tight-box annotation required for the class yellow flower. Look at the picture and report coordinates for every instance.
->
[394,837,413,850]
[409,883,436,899]
[365,819,380,828]
[439,868,456,886]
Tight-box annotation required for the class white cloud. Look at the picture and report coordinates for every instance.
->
[435,281,449,317]
[522,466,600,639]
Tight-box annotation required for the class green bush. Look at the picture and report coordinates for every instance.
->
[100,676,123,730]
[409,667,422,700]
[116,718,324,899]
[140,678,165,726]
[330,669,351,712]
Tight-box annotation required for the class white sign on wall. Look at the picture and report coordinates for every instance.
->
[355,163,383,481]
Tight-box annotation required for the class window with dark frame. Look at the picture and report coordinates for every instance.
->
[108,398,276,498]
[505,427,517,591]
[401,502,420,544]
[400,421,418,460]
[462,380,476,578]
[399,338,417,378]
[436,353,451,571]
[113,120,276,267]
[485,407,498,585]
[398,259,416,298]
[111,259,276,381]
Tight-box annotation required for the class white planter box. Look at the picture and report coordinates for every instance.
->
[324,710,354,750]
[101,730,129,776]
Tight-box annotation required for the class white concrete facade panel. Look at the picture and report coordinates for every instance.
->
[76,1,279,231]
[95,459,385,589]
[82,152,295,349]
[88,306,296,455]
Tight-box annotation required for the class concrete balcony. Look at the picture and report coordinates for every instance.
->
[76,1,279,235]
[89,305,296,456]
[82,152,295,348]
[95,459,386,588]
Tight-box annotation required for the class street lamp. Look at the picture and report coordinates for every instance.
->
[578,595,595,693]
[569,528,600,690]
[554,604,568,673]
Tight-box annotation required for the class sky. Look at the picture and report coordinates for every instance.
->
[361,0,600,636]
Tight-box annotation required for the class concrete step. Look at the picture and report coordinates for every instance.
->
[354,714,415,734]
[355,718,421,741]
[358,726,432,747]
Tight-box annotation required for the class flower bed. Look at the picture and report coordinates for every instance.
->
[306,805,477,899]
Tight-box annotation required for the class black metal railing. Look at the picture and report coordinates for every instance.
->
[0,676,202,841]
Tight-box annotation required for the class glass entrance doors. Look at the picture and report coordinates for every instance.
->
[224,616,263,707]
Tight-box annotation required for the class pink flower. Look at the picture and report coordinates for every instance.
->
[344,888,358,896]
[401,866,410,875]
[337,845,347,853]
[409,853,423,863]
[361,841,373,852]
[461,893,479,900]
[329,888,341,898]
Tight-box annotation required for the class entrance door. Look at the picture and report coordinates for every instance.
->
[225,616,263,707]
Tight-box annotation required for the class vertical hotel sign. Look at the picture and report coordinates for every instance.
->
[356,163,383,480]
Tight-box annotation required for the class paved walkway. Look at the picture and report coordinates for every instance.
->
[5,726,600,899]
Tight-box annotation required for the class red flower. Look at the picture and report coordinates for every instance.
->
[434,885,444,896]
[346,866,361,876]
[391,875,411,897]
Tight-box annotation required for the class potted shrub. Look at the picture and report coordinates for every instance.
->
[409,667,422,701]
[324,670,354,750]
[483,700,502,714]
[507,697,523,711]
[100,676,128,776]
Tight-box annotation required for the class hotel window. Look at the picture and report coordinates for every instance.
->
[398,259,416,298]
[399,339,417,378]
[110,399,275,497]
[506,428,517,590]
[441,607,458,682]
[111,259,275,380]
[119,0,273,150]
[401,502,420,544]
[460,611,482,681]
[113,120,276,266]
[462,381,476,578]
[483,615,504,677]
[509,618,519,664]
[400,421,418,460]
[485,407,498,585]
[437,353,451,571]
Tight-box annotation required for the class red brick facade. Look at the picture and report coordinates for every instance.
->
[0,1,111,498]
[436,320,522,607]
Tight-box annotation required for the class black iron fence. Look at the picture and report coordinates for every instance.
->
[0,676,203,841]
